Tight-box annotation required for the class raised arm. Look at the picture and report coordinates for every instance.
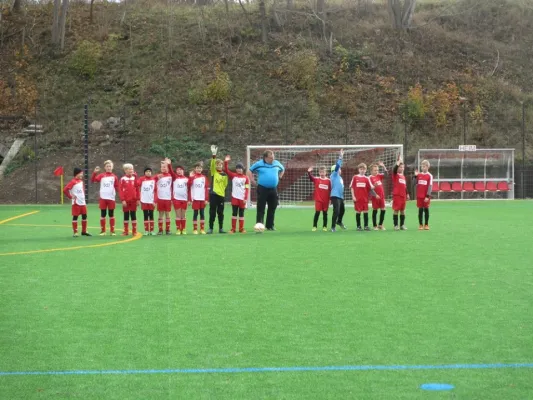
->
[224,155,237,179]
[91,167,101,183]
[307,167,316,182]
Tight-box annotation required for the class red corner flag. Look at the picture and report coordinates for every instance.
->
[53,166,64,176]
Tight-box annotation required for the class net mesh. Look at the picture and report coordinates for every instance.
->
[247,145,403,206]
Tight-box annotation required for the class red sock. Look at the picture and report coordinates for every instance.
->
[194,220,198,230]
[144,221,149,231]
[132,221,137,235]
[231,217,237,231]
[181,218,186,231]
[165,218,170,232]
[239,217,245,231]
[158,219,163,232]
[72,221,78,234]
[123,221,129,234]
[200,220,205,230]
[100,217,106,232]
[110,217,115,233]
[81,220,87,233]
[150,220,154,232]
[175,218,180,229]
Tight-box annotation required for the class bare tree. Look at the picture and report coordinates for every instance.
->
[90,0,95,24]
[387,0,417,30]
[59,0,69,49]
[259,0,267,43]
[51,0,61,44]
[12,0,23,13]
[51,0,69,49]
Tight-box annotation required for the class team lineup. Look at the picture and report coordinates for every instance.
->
[62,147,434,237]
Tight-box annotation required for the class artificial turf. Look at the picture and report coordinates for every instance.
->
[0,202,532,399]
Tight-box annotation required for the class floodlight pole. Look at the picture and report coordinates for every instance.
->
[522,101,526,199]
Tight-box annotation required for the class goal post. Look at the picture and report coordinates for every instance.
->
[417,148,515,200]
[246,145,403,207]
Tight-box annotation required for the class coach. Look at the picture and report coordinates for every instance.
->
[248,150,285,231]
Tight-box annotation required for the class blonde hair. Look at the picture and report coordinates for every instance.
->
[421,159,430,168]
[123,163,133,171]
[358,163,367,169]
[369,163,378,170]
[318,166,327,172]
[104,160,113,167]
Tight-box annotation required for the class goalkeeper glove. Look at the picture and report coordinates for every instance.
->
[211,145,218,156]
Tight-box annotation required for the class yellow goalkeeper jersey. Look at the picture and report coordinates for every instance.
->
[210,156,228,197]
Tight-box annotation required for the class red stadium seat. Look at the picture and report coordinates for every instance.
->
[474,182,486,192]
[486,181,498,192]
[432,181,439,192]
[451,182,462,192]
[497,181,510,191]
[440,182,452,192]
[463,182,475,192]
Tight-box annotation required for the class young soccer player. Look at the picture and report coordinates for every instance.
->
[137,167,157,235]
[172,164,190,235]
[369,161,388,230]
[350,163,378,231]
[156,158,174,235]
[414,160,433,230]
[91,160,119,236]
[224,155,250,234]
[119,163,139,236]
[189,162,209,234]
[391,155,410,230]
[64,167,91,237]
[307,166,331,231]
[208,145,229,234]
[330,149,346,232]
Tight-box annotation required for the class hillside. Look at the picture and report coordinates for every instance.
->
[0,0,532,203]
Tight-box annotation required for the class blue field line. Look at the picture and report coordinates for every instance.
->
[1,363,533,377]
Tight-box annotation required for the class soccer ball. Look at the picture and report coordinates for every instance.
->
[254,223,265,233]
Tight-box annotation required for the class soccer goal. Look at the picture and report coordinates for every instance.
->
[417,147,515,200]
[246,145,403,207]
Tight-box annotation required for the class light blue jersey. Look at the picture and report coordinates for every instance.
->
[250,159,285,188]
[330,158,344,199]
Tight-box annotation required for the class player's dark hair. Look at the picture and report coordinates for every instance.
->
[144,167,152,173]
[73,167,82,176]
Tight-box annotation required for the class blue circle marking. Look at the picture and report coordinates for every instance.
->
[420,383,455,391]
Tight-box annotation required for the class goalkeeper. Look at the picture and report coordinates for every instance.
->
[207,145,229,234]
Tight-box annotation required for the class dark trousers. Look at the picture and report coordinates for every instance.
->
[209,193,225,229]
[331,197,345,229]
[256,185,278,229]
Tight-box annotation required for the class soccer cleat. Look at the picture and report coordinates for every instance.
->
[165,231,171,235]
[394,226,400,231]
[180,230,187,235]
[356,227,363,232]
[81,232,92,237]
[219,229,227,234]
[267,227,276,231]
[73,233,79,237]
[373,226,379,231]
[99,231,106,236]
[364,226,371,231]
[143,232,149,236]
[157,231,163,236]
[229,229,236,234]
[121,232,129,236]
[206,229,213,234]
[339,223,347,230]
[239,229,247,234]
[400,226,408,230]
[312,227,317,232]
[424,225,430,230]
[378,225,386,231]
[200,229,207,235]
[110,232,116,236]
[322,227,328,232]
[175,230,181,235]
[419,225,424,230]
[331,228,336,233]
[193,230,199,235]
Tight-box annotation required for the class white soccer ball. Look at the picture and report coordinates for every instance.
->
[254,223,265,233]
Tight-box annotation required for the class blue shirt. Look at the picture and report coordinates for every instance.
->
[330,158,344,199]
[250,159,285,189]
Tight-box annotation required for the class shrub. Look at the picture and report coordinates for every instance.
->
[284,50,318,91]
[68,41,102,79]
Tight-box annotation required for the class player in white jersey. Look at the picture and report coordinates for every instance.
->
[189,162,209,234]
[91,160,119,235]
[138,167,157,235]
[172,165,190,235]
[156,158,174,235]
[224,155,250,233]
[63,168,91,237]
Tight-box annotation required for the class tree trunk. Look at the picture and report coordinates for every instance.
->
[286,0,292,10]
[59,0,69,50]
[51,0,61,44]
[89,0,95,24]
[387,0,416,29]
[259,0,267,44]
[12,0,22,13]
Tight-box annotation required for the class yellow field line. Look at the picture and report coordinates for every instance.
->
[0,211,40,225]
[0,233,142,257]
[5,223,102,229]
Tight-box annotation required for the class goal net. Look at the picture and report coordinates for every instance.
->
[246,145,403,207]
[417,148,515,200]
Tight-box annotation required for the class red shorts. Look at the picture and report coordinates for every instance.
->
[371,196,386,210]
[231,198,247,209]
[72,204,88,217]
[157,199,172,212]
[141,202,155,211]
[392,195,406,211]
[314,200,328,212]
[192,200,206,210]
[122,200,137,212]
[173,200,188,210]
[354,199,369,213]
[417,197,431,208]
[99,199,116,210]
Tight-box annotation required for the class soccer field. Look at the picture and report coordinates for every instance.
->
[0,202,532,399]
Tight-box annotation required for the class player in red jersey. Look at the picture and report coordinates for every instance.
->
[307,166,331,232]
[350,163,377,231]
[119,163,139,236]
[137,167,157,235]
[369,161,388,230]
[172,164,190,235]
[391,155,410,230]
[63,167,91,237]
[225,155,250,234]
[156,158,175,235]
[91,160,119,236]
[189,162,209,234]
[414,159,433,230]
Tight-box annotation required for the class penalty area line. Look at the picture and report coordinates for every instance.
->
[0,211,40,225]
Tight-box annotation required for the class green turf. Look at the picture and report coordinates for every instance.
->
[1,202,532,399]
